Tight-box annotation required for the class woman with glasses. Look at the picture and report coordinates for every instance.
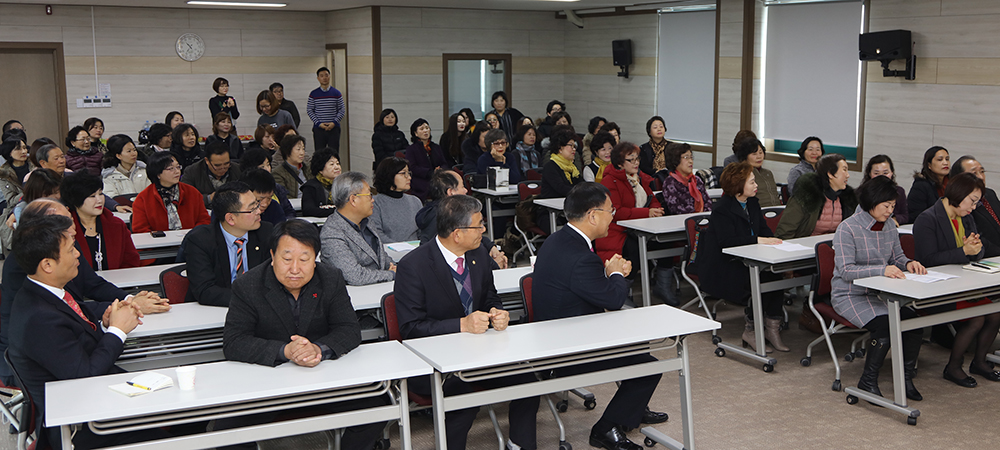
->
[404,118,448,202]
[660,142,712,215]
[65,125,103,176]
[300,145,341,218]
[101,134,150,198]
[540,127,583,198]
[476,129,521,184]
[61,171,140,270]
[132,152,211,233]
[370,157,422,243]
[483,112,500,130]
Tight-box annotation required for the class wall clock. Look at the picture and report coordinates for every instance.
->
[176,33,205,62]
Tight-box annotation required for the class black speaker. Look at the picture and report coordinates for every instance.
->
[859,30,911,61]
[612,39,632,67]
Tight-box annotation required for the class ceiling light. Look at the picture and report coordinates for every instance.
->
[186,1,287,7]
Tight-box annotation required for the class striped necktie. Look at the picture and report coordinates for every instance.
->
[235,237,246,275]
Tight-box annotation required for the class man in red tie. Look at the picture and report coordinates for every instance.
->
[7,213,162,450]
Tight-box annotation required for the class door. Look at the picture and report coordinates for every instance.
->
[0,44,68,143]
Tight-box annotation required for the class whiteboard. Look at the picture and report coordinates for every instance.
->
[656,10,717,145]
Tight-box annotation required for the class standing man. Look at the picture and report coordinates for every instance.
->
[270,82,301,128]
[395,195,538,450]
[218,219,386,450]
[532,182,668,450]
[306,67,345,152]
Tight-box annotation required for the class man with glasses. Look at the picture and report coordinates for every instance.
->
[395,194,539,450]
[182,181,272,306]
[953,155,1000,257]
[182,141,242,208]
[320,171,396,285]
[532,182,668,450]
[477,128,522,185]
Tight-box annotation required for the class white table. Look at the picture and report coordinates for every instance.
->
[619,212,706,309]
[852,260,1000,424]
[47,341,431,450]
[99,264,183,290]
[403,305,720,450]
[721,233,831,370]
[119,302,229,371]
[300,215,329,225]
[384,241,420,263]
[707,188,723,199]
[131,229,188,260]
[114,211,131,224]
[472,187,519,241]
[534,197,565,234]
[289,197,301,211]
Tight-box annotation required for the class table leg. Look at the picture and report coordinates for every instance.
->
[748,264,766,358]
[678,336,695,450]
[61,425,73,449]
[485,197,495,241]
[399,378,413,450]
[430,371,448,450]
[639,234,651,307]
[887,300,907,408]
[548,209,557,233]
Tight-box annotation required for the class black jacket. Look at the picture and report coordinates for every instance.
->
[170,144,204,172]
[277,99,301,128]
[907,175,943,223]
[973,187,1000,258]
[182,221,274,306]
[205,134,244,161]
[540,160,582,198]
[531,225,630,321]
[461,138,483,174]
[638,140,672,177]
[223,262,361,367]
[913,198,984,267]
[300,178,335,218]
[415,200,500,269]
[698,195,774,303]
[371,123,407,167]
[180,160,243,208]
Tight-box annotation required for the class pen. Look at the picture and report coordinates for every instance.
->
[126,381,152,390]
[972,262,992,270]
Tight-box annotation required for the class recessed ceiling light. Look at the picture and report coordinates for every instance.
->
[187,1,287,7]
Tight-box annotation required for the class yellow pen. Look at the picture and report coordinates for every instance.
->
[126,381,152,390]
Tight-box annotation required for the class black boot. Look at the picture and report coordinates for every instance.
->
[858,337,891,397]
[902,331,923,401]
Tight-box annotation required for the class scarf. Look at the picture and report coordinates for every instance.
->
[316,173,335,204]
[423,141,432,154]
[649,139,667,172]
[593,158,611,184]
[627,172,647,208]
[670,171,704,213]
[157,184,182,231]
[550,153,579,183]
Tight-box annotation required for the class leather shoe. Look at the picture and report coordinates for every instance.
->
[640,407,668,424]
[589,425,642,450]
[969,363,1000,382]
[943,369,977,388]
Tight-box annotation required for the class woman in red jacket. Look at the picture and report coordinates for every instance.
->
[132,152,210,233]
[60,171,140,270]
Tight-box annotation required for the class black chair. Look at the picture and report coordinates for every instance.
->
[4,351,41,450]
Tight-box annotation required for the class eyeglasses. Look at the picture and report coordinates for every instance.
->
[231,199,263,215]
[207,159,232,170]
[681,154,694,160]
[397,171,412,178]
[457,222,487,231]
[164,165,182,172]
[486,118,498,123]
[492,140,508,147]
[75,137,90,142]
[592,207,617,216]
[624,157,639,164]
[353,191,372,198]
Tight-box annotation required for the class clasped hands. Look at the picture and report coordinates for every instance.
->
[101,298,144,333]
[461,307,509,334]
[604,254,632,278]
[284,335,323,367]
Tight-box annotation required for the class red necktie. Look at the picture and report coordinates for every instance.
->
[63,291,96,331]
[456,257,465,275]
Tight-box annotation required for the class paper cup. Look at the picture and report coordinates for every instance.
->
[176,366,197,390]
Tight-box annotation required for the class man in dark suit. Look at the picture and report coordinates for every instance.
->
[953,155,1000,258]
[181,141,243,208]
[415,169,508,268]
[218,219,385,450]
[532,182,667,450]
[7,213,161,450]
[0,199,170,386]
[182,181,273,306]
[395,195,539,450]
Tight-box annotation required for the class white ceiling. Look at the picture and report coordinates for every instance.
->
[3,0,697,12]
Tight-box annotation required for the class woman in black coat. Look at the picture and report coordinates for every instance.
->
[539,128,582,199]
[404,118,448,202]
[698,162,788,353]
[299,146,340,218]
[371,108,408,171]
[461,124,491,174]
[913,172,1000,387]
[907,146,950,221]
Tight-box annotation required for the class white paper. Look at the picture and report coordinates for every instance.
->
[98,83,112,97]
[771,242,810,252]
[387,242,416,252]
[904,270,957,283]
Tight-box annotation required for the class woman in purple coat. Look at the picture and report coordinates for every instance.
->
[404,118,447,202]
[659,142,712,215]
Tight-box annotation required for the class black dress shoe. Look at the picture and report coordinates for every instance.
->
[969,364,1000,382]
[640,407,668,424]
[589,426,642,450]
[943,369,978,388]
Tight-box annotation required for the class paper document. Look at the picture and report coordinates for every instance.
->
[903,270,957,283]
[387,242,417,252]
[771,242,810,252]
[109,372,173,397]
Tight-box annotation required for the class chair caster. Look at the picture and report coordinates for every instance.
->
[559,440,572,450]
[644,437,656,447]
[831,380,842,391]
[715,347,726,357]
[855,348,865,358]
[846,395,858,405]
[556,399,568,413]
[373,438,390,450]
[762,364,774,373]
[800,357,811,367]
[844,353,854,362]
[711,335,722,345]
[584,399,597,410]
[907,416,917,426]
[780,321,789,331]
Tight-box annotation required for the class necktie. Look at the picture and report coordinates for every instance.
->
[235,237,246,275]
[455,257,474,314]
[456,257,464,275]
[63,291,96,331]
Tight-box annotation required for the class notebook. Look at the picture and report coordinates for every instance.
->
[108,372,174,397]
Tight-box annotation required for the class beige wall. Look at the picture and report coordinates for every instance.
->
[326,7,375,172]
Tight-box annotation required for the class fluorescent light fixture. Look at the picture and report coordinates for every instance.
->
[763,0,861,5]
[187,1,287,7]
[659,4,716,12]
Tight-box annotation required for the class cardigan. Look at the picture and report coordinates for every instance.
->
[370,193,422,243]
[72,208,140,270]
[776,172,857,239]
[131,182,211,233]
[594,166,660,262]
[697,195,774,303]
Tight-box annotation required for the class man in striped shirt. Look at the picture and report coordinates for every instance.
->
[306,67,345,152]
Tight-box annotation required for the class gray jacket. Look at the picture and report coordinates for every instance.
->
[320,213,395,286]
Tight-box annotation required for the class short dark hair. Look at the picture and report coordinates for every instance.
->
[0,136,27,162]
[515,123,536,145]
[732,130,757,155]
[66,125,88,148]
[171,123,200,150]
[735,138,764,162]
[12,214,74,276]
[664,142,692,172]
[270,218,321,255]
[279,134,306,159]
[564,182,610,221]
[589,131,616,156]
[436,195,482,238]
[409,118,432,144]
[148,123,172,147]
[546,100,565,114]
[211,112,232,135]
[1,120,22,133]
[241,168,276,195]
[551,111,572,125]
[944,172,985,207]
[599,121,620,137]
[587,116,607,135]
[467,122,491,149]
[317,67,330,76]
[815,153,846,189]
[550,127,577,151]
[373,157,408,194]
[428,169,460,201]
[29,138,56,167]
[378,108,398,127]
[24,169,62,202]
[60,171,104,209]
[146,152,178,187]
[256,90,277,115]
[213,77,229,94]
[857,176,900,212]
[253,124,276,143]
[796,136,825,161]
[720,162,754,197]
[918,146,948,189]
[165,111,184,126]
[863,154,897,184]
[103,134,134,169]
[274,125,296,146]
[1,128,26,145]
[310,146,340,177]
[205,141,231,159]
[491,91,509,107]
[269,82,284,92]
[483,129,506,149]
[211,181,252,221]
[36,144,61,164]
[950,155,977,180]
[242,147,272,169]
[83,117,103,134]
[645,116,666,137]
[610,141,640,169]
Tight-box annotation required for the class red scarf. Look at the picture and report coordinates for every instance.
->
[423,141,432,154]
[669,171,704,213]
